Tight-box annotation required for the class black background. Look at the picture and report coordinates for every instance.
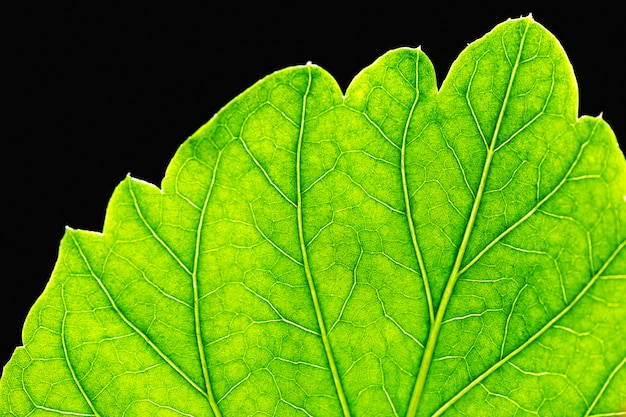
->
[2,3,624,369]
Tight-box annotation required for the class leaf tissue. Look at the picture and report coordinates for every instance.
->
[1,16,625,417]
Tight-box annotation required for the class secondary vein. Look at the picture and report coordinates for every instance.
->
[191,149,224,417]
[432,239,626,417]
[60,284,102,417]
[401,48,435,325]
[458,123,596,277]
[584,355,626,417]
[296,65,351,417]
[127,168,223,416]
[68,232,209,402]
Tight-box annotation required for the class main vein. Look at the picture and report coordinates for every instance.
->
[191,149,224,417]
[296,65,351,417]
[401,48,435,325]
[406,21,531,416]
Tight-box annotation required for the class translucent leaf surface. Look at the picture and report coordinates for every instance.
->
[1,16,625,417]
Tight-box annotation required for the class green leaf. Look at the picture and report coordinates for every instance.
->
[2,16,625,417]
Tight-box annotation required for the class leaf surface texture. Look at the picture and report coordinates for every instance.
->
[2,16,625,417]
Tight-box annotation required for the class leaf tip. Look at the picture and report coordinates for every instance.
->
[509,12,534,23]
[63,225,85,240]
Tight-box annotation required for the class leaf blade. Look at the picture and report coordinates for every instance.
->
[2,16,625,417]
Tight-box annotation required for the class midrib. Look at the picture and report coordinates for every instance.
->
[296,65,351,417]
[405,21,531,416]
[192,150,223,417]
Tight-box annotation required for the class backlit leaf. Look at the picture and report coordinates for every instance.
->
[1,16,625,417]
